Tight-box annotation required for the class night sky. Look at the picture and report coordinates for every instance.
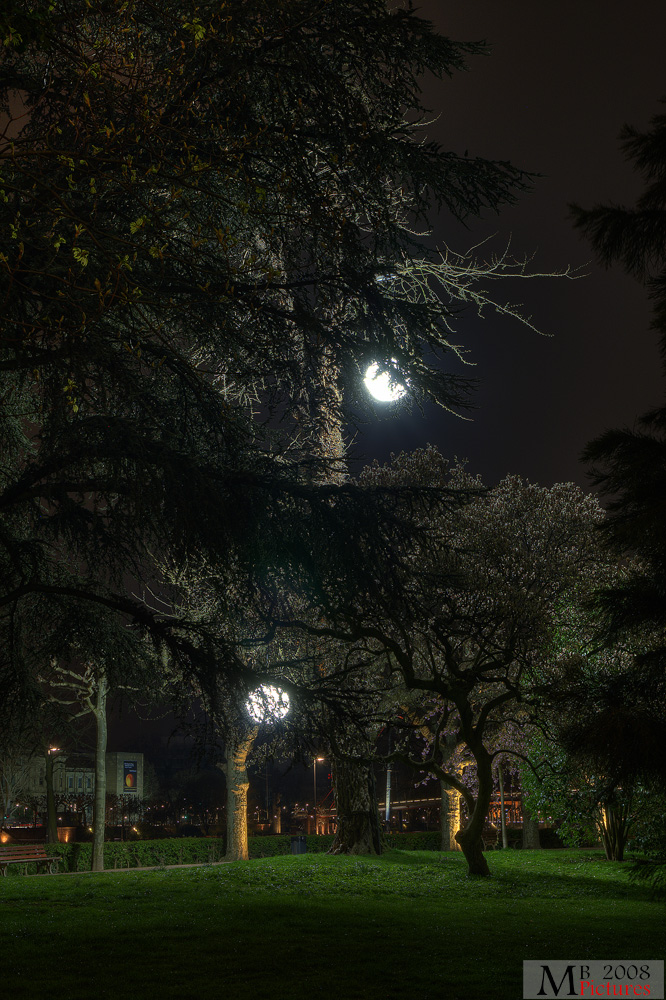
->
[351,1,666,489]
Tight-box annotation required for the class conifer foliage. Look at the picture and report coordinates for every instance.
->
[571,102,666,781]
[0,1,533,704]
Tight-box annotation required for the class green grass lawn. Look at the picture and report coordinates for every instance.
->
[1,849,663,1000]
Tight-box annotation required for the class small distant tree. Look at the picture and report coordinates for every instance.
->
[40,662,110,869]
[523,734,639,862]
[39,634,161,868]
[0,747,32,826]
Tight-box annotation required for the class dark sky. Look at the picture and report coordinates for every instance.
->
[351,1,666,489]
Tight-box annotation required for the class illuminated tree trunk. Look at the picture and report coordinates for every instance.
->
[498,763,508,849]
[455,744,492,877]
[439,780,462,851]
[597,799,631,861]
[329,758,382,855]
[221,725,258,861]
[91,674,109,872]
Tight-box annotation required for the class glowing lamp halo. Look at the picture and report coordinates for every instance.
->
[363,360,408,403]
[246,684,290,725]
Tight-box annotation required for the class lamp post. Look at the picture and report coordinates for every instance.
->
[313,757,324,834]
[45,746,61,844]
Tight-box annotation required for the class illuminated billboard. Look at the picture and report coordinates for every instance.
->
[123,760,138,792]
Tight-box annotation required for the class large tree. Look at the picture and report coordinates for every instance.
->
[571,100,666,782]
[273,448,605,875]
[2,9,577,883]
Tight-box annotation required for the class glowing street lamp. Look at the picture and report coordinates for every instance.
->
[363,360,408,402]
[245,685,290,725]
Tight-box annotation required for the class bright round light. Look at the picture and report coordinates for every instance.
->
[364,361,407,402]
[246,685,290,724]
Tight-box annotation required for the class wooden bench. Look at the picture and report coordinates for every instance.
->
[481,823,499,851]
[0,843,60,876]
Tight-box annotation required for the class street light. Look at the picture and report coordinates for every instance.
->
[245,685,290,724]
[313,756,325,835]
[363,360,408,402]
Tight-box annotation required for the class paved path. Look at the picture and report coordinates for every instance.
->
[26,859,233,877]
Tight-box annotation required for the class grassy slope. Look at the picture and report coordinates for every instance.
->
[1,850,663,1000]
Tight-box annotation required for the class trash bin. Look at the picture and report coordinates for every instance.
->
[290,835,307,855]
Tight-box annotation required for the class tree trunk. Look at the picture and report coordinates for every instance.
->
[220,725,258,861]
[598,801,630,861]
[329,758,381,855]
[439,780,462,851]
[455,746,493,876]
[522,802,541,849]
[91,674,108,872]
[457,832,489,875]
[498,763,508,849]
[384,762,392,831]
[44,751,59,844]
[298,343,346,485]
[272,793,282,834]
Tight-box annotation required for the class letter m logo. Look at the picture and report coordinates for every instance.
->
[537,965,576,997]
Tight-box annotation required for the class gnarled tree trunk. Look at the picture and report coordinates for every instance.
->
[220,724,258,861]
[440,780,462,851]
[329,758,381,855]
[455,745,493,876]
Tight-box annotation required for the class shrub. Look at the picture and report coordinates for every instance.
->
[249,835,335,858]
[42,838,226,873]
[383,831,442,852]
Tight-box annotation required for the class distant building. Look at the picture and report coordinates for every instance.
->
[105,753,143,798]
[21,752,144,800]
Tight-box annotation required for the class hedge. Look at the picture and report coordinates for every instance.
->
[2,829,499,875]
[6,838,227,874]
[0,832,452,875]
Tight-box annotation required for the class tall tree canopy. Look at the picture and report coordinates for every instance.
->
[572,100,666,781]
[0,0,540,709]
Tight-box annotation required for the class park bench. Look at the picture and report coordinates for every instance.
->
[481,824,499,850]
[0,843,60,876]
